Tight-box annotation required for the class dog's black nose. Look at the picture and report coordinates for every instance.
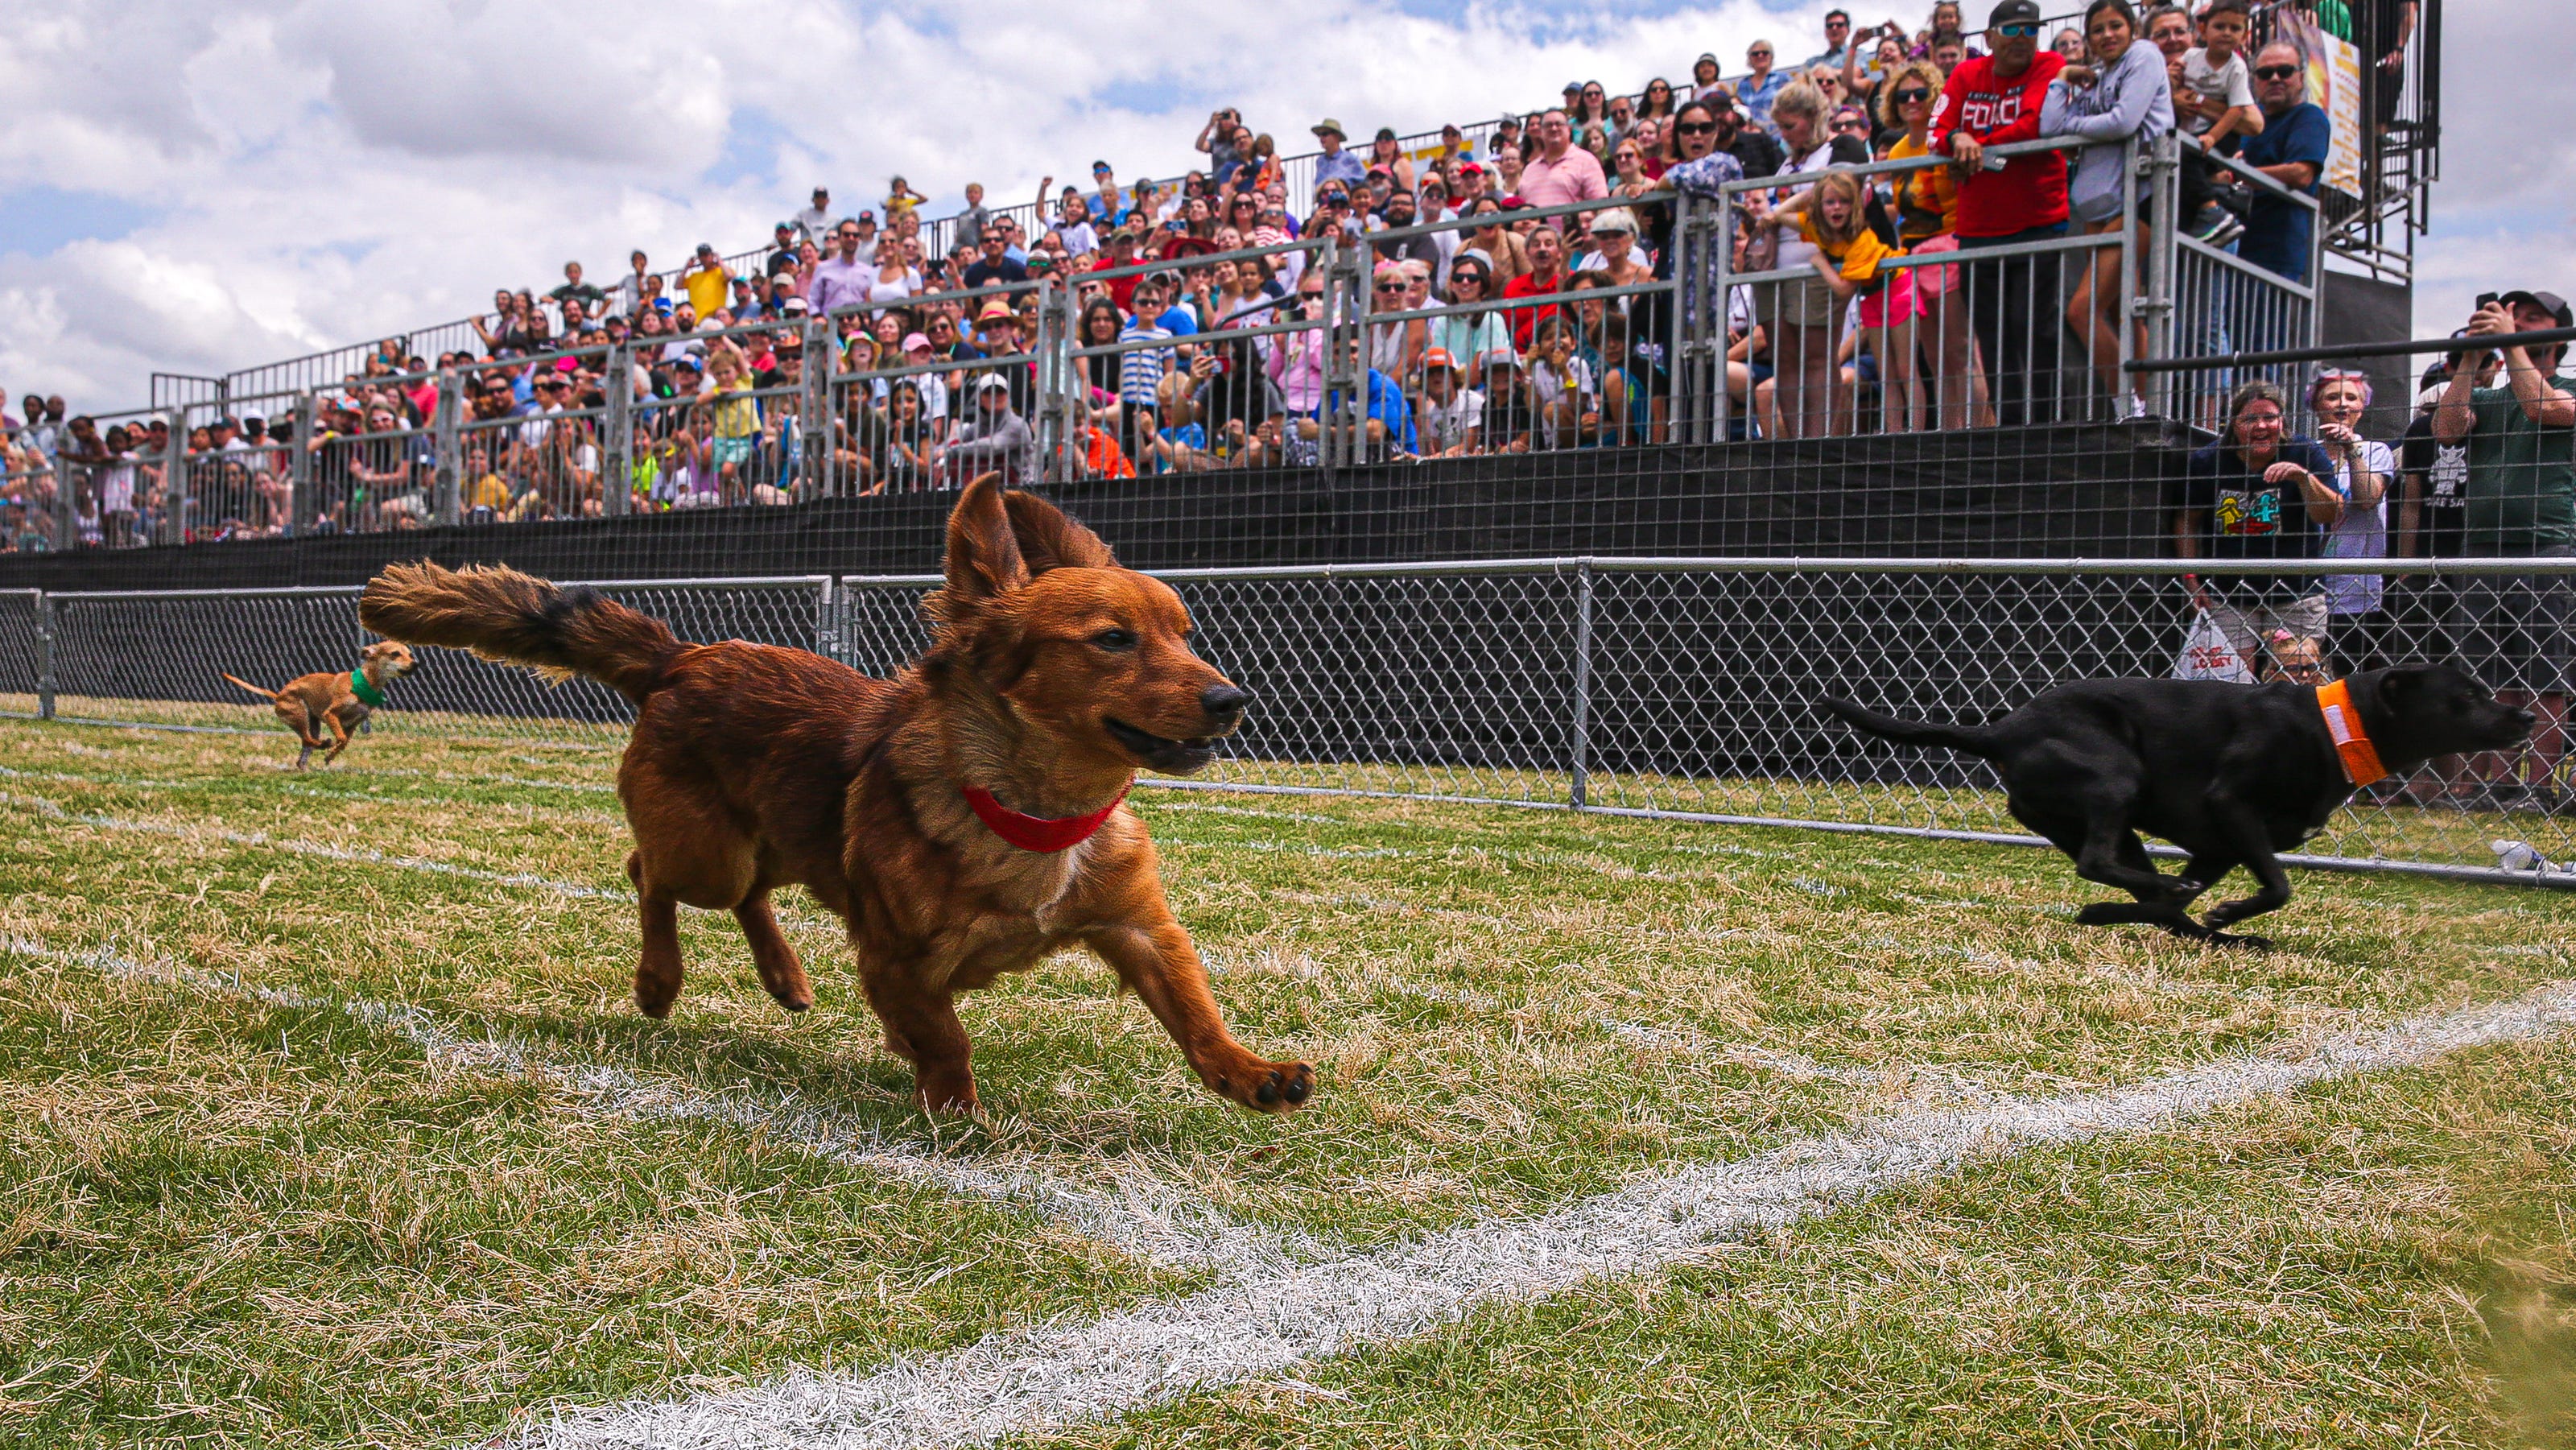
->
[1201,684,1253,718]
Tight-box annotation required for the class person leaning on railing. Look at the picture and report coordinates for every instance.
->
[1930,0,2070,429]
[2042,0,2172,419]
[2174,378,2344,679]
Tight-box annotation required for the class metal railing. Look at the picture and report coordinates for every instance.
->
[9,556,2573,888]
[150,0,2429,417]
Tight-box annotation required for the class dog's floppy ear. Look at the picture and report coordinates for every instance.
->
[941,473,1030,603]
[1003,490,1117,574]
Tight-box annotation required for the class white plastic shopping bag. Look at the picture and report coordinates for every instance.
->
[2173,609,2255,684]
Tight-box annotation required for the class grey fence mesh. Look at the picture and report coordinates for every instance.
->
[42,579,829,745]
[17,563,2575,882]
[0,590,42,718]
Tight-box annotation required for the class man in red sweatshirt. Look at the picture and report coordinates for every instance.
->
[1930,0,2070,427]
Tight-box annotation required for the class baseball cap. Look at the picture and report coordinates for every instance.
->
[1988,0,2041,25]
[774,220,793,231]
[1458,161,1486,177]
[1422,347,1461,373]
[780,296,811,315]
[1375,126,1398,142]
[1092,159,1113,172]
[975,373,1011,392]
[858,209,876,222]
[900,332,932,351]
[2500,289,2575,328]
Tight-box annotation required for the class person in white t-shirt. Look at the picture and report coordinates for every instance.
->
[2311,369,2395,666]
[1415,348,1484,455]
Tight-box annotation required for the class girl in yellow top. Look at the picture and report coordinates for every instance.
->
[1757,171,1915,433]
[883,176,929,217]
[700,343,762,501]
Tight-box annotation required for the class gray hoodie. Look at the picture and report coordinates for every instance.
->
[2041,36,2175,225]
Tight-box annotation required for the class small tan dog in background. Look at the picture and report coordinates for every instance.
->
[224,641,416,769]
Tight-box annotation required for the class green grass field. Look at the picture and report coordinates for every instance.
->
[2,713,2571,1449]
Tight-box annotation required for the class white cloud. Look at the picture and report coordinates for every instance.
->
[0,0,2553,411]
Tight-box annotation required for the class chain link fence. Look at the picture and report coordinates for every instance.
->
[14,560,2573,886]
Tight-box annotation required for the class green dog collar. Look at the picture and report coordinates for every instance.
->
[349,668,387,708]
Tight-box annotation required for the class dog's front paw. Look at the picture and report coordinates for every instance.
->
[1208,1057,1315,1113]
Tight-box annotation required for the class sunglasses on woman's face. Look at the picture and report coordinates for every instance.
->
[1676,121,1719,135]
[1453,272,1488,286]
[1893,86,1933,104]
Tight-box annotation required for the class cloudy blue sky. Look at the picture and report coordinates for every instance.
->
[0,0,2564,411]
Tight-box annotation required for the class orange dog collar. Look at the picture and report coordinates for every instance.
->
[2315,680,2388,787]
[963,783,1129,853]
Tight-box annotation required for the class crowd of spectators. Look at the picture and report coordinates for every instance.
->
[1,0,2422,549]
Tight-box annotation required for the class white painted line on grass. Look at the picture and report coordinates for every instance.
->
[0,762,624,824]
[6,791,625,899]
[1,936,1307,1275]
[507,976,2576,1450]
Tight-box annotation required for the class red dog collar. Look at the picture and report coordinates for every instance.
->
[2315,680,2388,787]
[962,783,1129,853]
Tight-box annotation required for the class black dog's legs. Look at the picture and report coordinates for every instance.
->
[2071,803,2191,904]
[2198,803,2293,946]
[2077,851,2232,936]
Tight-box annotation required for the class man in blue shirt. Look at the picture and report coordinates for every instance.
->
[2231,41,2330,283]
[1311,119,1366,190]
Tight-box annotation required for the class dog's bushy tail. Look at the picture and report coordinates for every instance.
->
[221,673,279,700]
[359,562,682,705]
[1819,697,1997,758]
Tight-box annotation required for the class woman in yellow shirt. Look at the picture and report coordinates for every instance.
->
[1880,59,1993,429]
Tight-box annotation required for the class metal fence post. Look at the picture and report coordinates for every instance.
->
[433,370,462,527]
[52,462,80,553]
[1036,278,1071,483]
[1666,192,1698,445]
[603,343,633,515]
[2138,133,2181,420]
[1567,563,1595,809]
[159,409,188,546]
[288,392,315,536]
[1709,196,1735,442]
[35,593,56,721]
[814,576,839,664]
[799,320,829,499]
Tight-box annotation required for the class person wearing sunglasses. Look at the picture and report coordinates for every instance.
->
[2232,41,2330,287]
[2043,0,2174,418]
[1880,58,1989,430]
[1930,0,2072,428]
[1736,40,1789,135]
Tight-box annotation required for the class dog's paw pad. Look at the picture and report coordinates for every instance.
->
[1228,1061,1315,1113]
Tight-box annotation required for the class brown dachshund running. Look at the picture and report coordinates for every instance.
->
[356,477,1313,1116]
[224,641,416,769]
